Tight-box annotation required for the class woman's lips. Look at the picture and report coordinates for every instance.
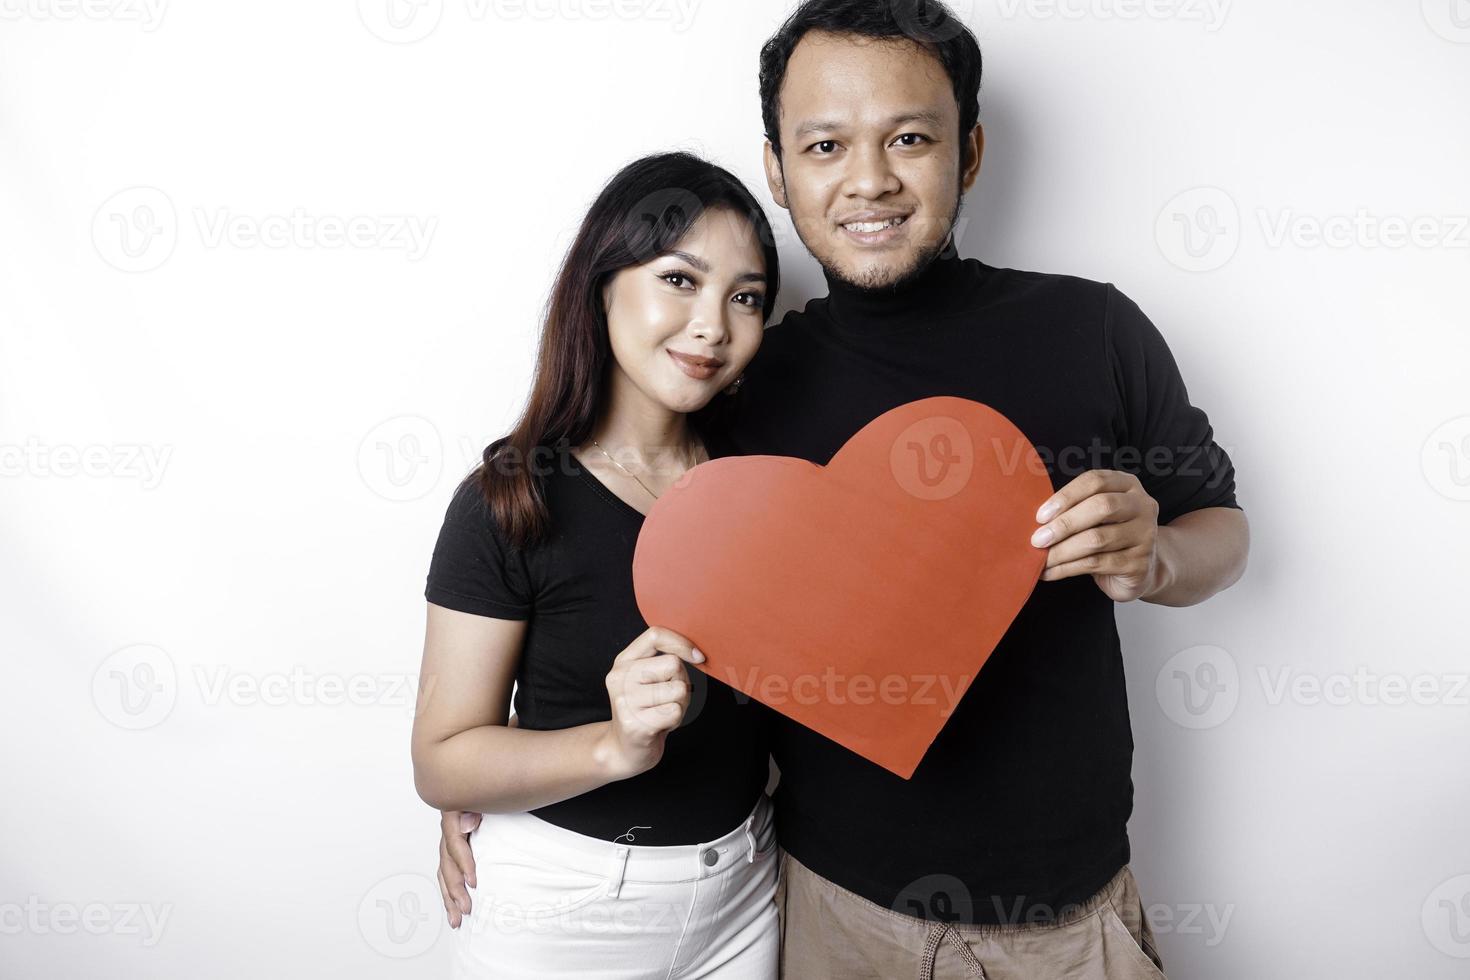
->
[667,349,723,381]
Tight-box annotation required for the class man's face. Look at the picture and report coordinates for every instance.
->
[763,30,982,291]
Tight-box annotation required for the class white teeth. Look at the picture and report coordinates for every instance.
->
[843,216,905,233]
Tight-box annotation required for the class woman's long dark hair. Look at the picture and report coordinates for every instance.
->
[465,151,781,549]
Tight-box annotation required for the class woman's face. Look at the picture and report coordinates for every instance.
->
[601,206,769,416]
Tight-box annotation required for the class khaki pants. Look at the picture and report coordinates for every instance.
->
[776,851,1165,980]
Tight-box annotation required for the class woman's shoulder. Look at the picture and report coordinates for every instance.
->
[446,448,625,546]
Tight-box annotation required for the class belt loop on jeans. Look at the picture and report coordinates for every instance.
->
[918,922,987,980]
[605,845,629,899]
[743,814,757,864]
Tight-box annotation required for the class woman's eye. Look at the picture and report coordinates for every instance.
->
[894,133,929,147]
[734,292,763,308]
[659,271,694,289]
[810,140,838,154]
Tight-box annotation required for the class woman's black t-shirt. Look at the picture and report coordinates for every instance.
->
[423,448,769,845]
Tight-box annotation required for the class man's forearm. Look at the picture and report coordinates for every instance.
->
[1141,506,1250,607]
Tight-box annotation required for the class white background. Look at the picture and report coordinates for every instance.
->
[2,0,1468,976]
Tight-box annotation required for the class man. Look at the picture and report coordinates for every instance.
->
[439,2,1248,976]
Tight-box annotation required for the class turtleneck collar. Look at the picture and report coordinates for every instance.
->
[822,239,975,329]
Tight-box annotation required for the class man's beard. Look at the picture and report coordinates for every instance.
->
[814,186,964,293]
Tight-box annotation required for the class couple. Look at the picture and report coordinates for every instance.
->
[411,1,1249,977]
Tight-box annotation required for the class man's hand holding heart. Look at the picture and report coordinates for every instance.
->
[1031,469,1169,603]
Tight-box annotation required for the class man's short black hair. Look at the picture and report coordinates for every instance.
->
[759,0,983,163]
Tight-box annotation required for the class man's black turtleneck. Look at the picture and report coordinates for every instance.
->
[724,248,1241,924]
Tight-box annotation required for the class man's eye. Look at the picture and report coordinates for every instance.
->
[894,133,929,147]
[810,140,838,154]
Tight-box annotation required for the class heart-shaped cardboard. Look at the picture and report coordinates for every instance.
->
[632,396,1052,779]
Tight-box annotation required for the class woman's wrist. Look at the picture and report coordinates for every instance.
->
[591,722,638,782]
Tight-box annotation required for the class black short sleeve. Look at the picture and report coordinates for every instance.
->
[424,476,533,619]
[1104,284,1242,525]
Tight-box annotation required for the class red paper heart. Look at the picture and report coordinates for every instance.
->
[632,397,1051,778]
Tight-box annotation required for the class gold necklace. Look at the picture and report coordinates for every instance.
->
[590,438,663,500]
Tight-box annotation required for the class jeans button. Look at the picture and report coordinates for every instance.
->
[702,848,718,867]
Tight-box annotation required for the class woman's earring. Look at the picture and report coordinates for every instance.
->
[724,374,744,396]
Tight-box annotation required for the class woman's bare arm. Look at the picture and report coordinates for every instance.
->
[410,602,624,814]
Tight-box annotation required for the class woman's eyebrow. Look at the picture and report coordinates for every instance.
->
[666,251,765,284]
[666,250,711,273]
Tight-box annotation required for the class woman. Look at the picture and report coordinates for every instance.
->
[411,151,782,979]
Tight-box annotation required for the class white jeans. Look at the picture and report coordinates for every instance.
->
[452,793,779,979]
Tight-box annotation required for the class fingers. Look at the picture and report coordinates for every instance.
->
[438,843,468,929]
[629,653,684,684]
[448,819,478,889]
[1033,488,1144,550]
[615,655,690,707]
[439,809,478,904]
[437,808,478,929]
[1034,470,1138,525]
[1040,547,1144,581]
[437,865,461,929]
[1041,521,1130,567]
[638,700,685,729]
[614,627,705,666]
[607,630,696,739]
[628,677,691,711]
